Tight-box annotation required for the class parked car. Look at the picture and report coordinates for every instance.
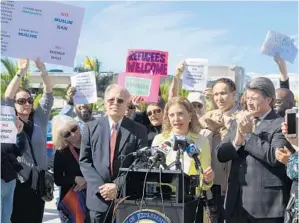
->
[46,121,53,158]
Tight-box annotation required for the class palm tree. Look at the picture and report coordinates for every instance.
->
[73,57,101,75]
[0,58,30,98]
[159,79,189,102]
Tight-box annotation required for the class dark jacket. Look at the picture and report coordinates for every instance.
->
[79,116,148,213]
[217,110,291,219]
[1,131,26,182]
[54,146,83,202]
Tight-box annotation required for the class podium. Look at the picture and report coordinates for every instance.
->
[115,168,200,223]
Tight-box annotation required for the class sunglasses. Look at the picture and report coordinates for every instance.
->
[147,108,162,117]
[63,125,79,138]
[15,97,34,105]
[192,102,203,109]
[127,105,136,110]
[107,98,124,104]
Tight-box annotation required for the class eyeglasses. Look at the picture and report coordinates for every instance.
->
[192,102,203,109]
[127,105,136,110]
[107,98,124,104]
[15,97,34,105]
[63,126,79,138]
[147,108,162,117]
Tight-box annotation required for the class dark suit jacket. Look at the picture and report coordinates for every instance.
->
[216,110,290,219]
[79,116,148,212]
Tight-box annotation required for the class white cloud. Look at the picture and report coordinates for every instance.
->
[76,2,248,74]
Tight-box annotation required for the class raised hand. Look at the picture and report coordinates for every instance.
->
[34,57,47,73]
[17,58,30,72]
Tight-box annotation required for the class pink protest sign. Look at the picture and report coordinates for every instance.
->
[126,49,168,75]
[118,72,161,103]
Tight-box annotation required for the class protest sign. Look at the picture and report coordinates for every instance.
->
[0,106,17,144]
[261,30,298,63]
[118,72,161,103]
[1,1,85,67]
[182,58,208,91]
[126,49,168,75]
[71,71,97,104]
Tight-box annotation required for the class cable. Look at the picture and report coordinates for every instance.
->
[159,167,165,216]
[181,146,185,223]
[111,158,140,223]
[137,162,154,223]
[103,152,134,223]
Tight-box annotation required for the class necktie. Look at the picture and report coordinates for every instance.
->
[253,117,260,131]
[253,117,260,125]
[110,123,118,175]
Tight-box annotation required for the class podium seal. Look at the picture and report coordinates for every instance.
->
[123,209,172,223]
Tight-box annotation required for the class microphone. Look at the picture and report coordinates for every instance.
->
[132,147,152,158]
[172,135,193,151]
[148,141,171,169]
[185,143,202,172]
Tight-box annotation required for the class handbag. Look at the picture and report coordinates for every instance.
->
[58,187,87,223]
[285,193,298,223]
[57,145,87,223]
[26,134,54,202]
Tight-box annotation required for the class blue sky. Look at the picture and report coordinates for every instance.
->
[10,1,299,75]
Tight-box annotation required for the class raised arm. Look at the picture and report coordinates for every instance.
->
[168,61,184,100]
[34,58,53,93]
[33,58,54,127]
[274,53,289,89]
[4,59,29,99]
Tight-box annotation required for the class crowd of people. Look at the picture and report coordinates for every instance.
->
[1,53,298,223]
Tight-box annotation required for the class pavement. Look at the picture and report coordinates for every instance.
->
[42,186,60,223]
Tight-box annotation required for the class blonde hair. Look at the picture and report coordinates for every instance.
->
[52,115,78,150]
[162,96,201,137]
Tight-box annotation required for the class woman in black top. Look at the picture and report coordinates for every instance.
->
[145,97,165,147]
[1,116,26,223]
[52,115,87,222]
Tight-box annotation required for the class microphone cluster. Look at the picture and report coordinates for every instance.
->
[132,136,202,171]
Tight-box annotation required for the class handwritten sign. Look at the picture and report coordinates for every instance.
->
[1,1,85,67]
[0,106,17,144]
[126,49,168,75]
[261,30,298,63]
[71,71,97,104]
[182,58,208,91]
[118,72,161,103]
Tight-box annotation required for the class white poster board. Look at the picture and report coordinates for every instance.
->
[182,58,208,91]
[71,71,97,104]
[0,106,17,144]
[261,30,298,63]
[1,1,85,67]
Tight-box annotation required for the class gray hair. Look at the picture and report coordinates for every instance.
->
[104,84,130,101]
[246,77,276,99]
[52,115,78,149]
[246,77,276,107]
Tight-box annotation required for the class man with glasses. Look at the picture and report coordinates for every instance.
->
[217,77,291,223]
[79,84,148,223]
[60,86,95,131]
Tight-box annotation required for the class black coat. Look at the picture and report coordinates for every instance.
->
[1,131,26,182]
[217,110,291,219]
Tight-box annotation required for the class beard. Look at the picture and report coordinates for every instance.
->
[77,110,92,122]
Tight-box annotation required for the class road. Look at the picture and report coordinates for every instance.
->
[43,186,60,223]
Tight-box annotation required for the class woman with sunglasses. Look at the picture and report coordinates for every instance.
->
[52,115,88,223]
[4,58,53,223]
[146,97,165,147]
